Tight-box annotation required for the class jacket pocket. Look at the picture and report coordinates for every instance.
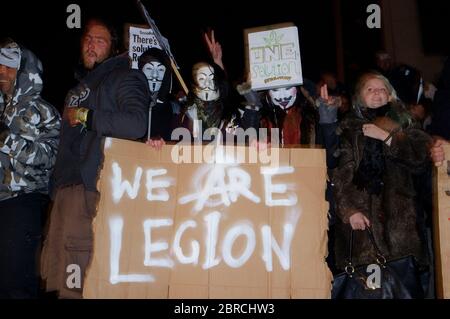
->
[64,236,93,291]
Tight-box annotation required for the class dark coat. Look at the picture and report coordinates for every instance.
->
[331,108,432,270]
[51,54,150,193]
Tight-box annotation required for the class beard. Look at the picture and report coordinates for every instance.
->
[82,50,99,70]
[0,80,13,96]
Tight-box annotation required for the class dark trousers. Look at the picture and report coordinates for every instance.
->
[0,193,48,299]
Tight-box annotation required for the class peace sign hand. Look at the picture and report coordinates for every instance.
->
[204,29,224,70]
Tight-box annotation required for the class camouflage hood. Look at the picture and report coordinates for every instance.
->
[10,46,44,106]
[0,43,61,201]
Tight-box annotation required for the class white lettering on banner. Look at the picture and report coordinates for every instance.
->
[222,222,256,268]
[110,159,296,210]
[109,216,154,284]
[111,162,143,204]
[143,219,174,268]
[108,209,301,282]
[261,209,300,271]
[179,164,261,212]
[111,163,174,204]
[106,157,304,284]
[261,166,298,207]
[202,211,222,269]
[173,220,200,265]
[146,169,172,202]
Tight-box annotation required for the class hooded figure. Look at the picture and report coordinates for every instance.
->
[177,61,234,140]
[138,48,174,141]
[0,40,61,201]
[0,39,60,298]
[259,84,318,146]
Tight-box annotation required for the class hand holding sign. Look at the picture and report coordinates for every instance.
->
[146,138,166,150]
[431,138,448,167]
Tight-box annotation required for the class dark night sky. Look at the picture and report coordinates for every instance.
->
[1,0,448,111]
[1,0,338,109]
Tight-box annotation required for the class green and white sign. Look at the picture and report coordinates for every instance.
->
[247,26,303,91]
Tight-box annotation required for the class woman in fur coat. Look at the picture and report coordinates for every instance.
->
[331,71,431,271]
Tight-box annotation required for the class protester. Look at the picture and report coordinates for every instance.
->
[41,18,150,298]
[255,84,318,146]
[0,38,61,298]
[176,31,256,143]
[139,47,175,149]
[331,72,431,285]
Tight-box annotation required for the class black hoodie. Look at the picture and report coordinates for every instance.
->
[51,53,150,194]
[138,48,174,141]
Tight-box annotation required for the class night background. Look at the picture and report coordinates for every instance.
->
[1,0,449,112]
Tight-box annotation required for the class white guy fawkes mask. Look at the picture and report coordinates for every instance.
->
[193,64,220,102]
[269,86,297,110]
[142,61,166,93]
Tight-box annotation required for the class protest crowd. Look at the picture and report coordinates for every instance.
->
[1,4,450,299]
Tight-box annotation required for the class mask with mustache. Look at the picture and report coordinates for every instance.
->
[192,63,220,102]
[269,86,297,110]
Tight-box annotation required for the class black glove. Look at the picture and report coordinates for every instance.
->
[316,98,339,124]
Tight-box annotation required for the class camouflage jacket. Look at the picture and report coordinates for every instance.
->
[0,47,61,201]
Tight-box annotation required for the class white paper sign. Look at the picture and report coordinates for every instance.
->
[248,26,303,91]
[128,26,161,69]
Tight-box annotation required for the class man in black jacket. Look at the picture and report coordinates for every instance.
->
[41,18,150,298]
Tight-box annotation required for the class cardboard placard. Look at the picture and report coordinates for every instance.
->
[434,145,450,299]
[84,138,331,298]
[244,23,303,91]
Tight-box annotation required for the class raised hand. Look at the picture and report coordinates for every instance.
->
[319,84,341,107]
[204,29,224,70]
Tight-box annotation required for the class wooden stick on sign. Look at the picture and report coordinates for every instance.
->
[136,0,189,95]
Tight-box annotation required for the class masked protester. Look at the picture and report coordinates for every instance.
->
[0,39,61,298]
[180,62,224,139]
[138,48,175,148]
[41,19,150,299]
[257,84,318,146]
